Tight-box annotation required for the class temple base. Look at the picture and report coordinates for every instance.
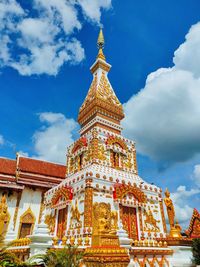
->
[84,247,130,267]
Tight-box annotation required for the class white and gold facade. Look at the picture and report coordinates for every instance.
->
[44,30,177,266]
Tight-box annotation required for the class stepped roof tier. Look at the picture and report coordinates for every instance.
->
[78,29,124,136]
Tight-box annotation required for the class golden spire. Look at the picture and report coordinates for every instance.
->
[97,27,105,61]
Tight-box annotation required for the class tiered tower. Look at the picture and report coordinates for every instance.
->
[44,29,173,266]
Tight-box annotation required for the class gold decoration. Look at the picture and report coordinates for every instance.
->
[159,200,167,233]
[114,183,146,203]
[93,202,115,235]
[70,200,82,229]
[119,204,138,240]
[52,236,58,246]
[185,208,200,238]
[84,187,93,227]
[18,207,35,238]
[70,236,75,246]
[143,207,160,232]
[106,135,128,151]
[164,188,175,227]
[164,188,182,238]
[51,186,73,208]
[45,213,56,234]
[0,195,10,237]
[61,236,67,246]
[78,71,124,127]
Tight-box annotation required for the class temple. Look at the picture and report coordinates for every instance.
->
[0,29,199,266]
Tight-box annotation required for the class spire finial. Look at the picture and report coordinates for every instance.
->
[97,27,105,61]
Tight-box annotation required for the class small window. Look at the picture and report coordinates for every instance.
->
[19,223,32,238]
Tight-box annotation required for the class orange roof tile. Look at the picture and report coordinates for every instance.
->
[19,157,66,179]
[0,158,16,175]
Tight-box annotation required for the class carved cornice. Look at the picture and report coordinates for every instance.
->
[113,183,147,203]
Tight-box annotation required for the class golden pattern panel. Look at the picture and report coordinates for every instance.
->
[0,195,10,237]
[96,72,121,106]
[45,213,56,234]
[70,200,82,229]
[80,74,98,111]
[113,183,147,203]
[143,207,160,232]
[84,187,93,227]
[106,135,128,151]
[92,202,117,235]
[51,186,73,207]
[18,207,35,238]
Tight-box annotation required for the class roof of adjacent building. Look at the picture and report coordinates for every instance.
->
[0,156,66,190]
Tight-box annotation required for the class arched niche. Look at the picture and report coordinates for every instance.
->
[18,207,35,238]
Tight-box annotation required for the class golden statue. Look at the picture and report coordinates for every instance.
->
[164,188,182,238]
[0,195,9,236]
[164,188,175,227]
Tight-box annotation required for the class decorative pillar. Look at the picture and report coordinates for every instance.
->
[13,190,22,230]
[91,128,99,162]
[84,186,93,228]
[159,200,167,233]
[138,207,144,236]
[38,191,45,224]
[132,144,138,175]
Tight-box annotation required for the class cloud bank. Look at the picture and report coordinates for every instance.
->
[123,22,200,165]
[0,0,111,75]
[32,112,78,164]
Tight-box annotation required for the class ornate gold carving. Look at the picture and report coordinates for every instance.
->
[93,202,117,235]
[51,186,73,208]
[45,213,56,234]
[143,207,160,232]
[113,183,146,203]
[159,200,167,233]
[106,135,128,151]
[84,247,130,267]
[84,187,93,227]
[138,207,143,233]
[18,207,35,238]
[70,200,82,229]
[185,208,200,238]
[0,195,10,237]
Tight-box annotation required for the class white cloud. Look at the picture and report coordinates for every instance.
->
[0,0,111,75]
[32,112,78,164]
[0,135,4,145]
[123,22,200,165]
[192,164,200,187]
[77,0,112,23]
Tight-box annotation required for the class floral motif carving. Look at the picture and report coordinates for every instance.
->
[113,184,146,203]
[185,208,200,238]
[0,195,10,237]
[143,207,160,232]
[51,186,73,207]
[70,200,82,229]
[45,213,56,234]
[92,202,117,235]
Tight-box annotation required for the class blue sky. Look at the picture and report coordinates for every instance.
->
[0,0,200,229]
